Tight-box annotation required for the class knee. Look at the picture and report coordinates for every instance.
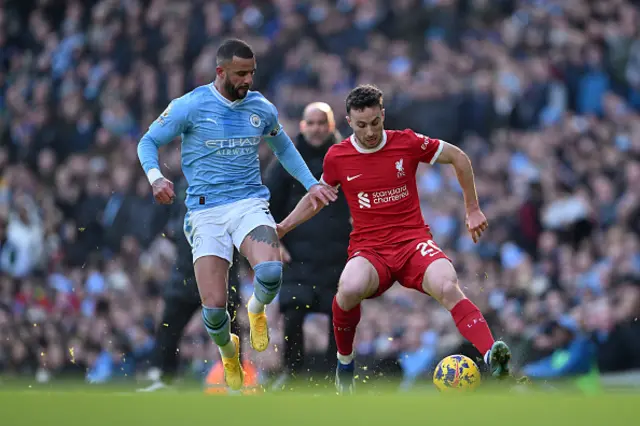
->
[337,277,369,310]
[201,306,229,330]
[254,261,283,285]
[194,259,230,308]
[253,261,283,304]
[433,275,464,310]
[199,289,227,308]
[423,259,464,310]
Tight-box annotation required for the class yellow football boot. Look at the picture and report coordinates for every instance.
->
[221,334,244,390]
[247,297,270,352]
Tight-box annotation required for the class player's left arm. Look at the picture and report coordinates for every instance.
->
[264,159,292,222]
[433,141,488,243]
[433,142,478,211]
[263,103,337,208]
[277,146,341,239]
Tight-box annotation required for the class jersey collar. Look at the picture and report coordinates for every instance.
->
[208,83,246,107]
[350,131,387,154]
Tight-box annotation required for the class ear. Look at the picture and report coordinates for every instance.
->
[215,66,225,80]
[299,119,306,133]
[346,115,351,126]
[381,108,385,120]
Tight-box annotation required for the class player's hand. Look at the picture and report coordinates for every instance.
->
[276,223,287,239]
[466,208,488,243]
[152,177,176,204]
[307,183,338,210]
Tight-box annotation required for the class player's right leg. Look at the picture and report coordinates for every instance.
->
[194,255,244,390]
[185,209,244,390]
[333,255,386,394]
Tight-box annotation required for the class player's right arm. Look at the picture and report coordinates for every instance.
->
[276,150,341,239]
[137,95,191,204]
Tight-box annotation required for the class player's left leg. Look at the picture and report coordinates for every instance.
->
[420,258,511,379]
[239,224,281,352]
[398,237,511,380]
[233,199,283,352]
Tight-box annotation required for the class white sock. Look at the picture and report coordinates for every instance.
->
[484,350,491,365]
[337,351,355,365]
[248,294,265,314]
[219,338,236,358]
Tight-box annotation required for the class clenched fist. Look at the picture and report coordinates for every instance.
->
[152,177,175,204]
[466,208,488,243]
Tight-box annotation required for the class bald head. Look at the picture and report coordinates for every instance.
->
[300,102,335,147]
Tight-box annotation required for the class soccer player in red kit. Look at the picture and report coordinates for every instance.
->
[276,84,512,394]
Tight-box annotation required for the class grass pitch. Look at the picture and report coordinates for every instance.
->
[0,379,636,426]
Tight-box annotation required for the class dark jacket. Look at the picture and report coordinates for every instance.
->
[266,133,351,291]
[162,178,200,303]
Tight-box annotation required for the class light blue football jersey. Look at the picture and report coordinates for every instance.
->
[137,83,317,211]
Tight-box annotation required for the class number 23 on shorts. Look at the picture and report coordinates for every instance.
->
[416,240,443,257]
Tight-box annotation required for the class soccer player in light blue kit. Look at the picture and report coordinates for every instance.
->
[137,39,337,390]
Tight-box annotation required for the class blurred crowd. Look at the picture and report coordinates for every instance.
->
[1,0,640,387]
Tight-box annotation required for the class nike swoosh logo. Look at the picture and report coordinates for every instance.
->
[347,174,362,181]
[206,118,217,124]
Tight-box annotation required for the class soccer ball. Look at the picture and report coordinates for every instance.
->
[433,354,481,392]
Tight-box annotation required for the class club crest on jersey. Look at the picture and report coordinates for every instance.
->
[396,158,405,178]
[250,114,261,128]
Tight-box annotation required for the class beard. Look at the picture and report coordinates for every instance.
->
[224,78,249,100]
[359,132,382,148]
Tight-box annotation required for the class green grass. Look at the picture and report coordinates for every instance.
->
[0,379,637,426]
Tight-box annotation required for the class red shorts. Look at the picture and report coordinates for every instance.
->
[348,232,450,299]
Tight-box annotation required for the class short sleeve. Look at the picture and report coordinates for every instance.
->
[147,95,192,144]
[406,129,444,165]
[320,148,340,188]
[262,102,283,138]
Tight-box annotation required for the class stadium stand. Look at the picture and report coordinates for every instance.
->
[0,0,639,387]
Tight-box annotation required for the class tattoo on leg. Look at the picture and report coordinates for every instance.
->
[248,225,279,248]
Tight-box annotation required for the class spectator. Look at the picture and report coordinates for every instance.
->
[522,315,596,379]
[1,0,640,386]
[266,102,350,387]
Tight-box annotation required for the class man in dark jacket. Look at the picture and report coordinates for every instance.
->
[266,103,351,386]
[138,177,243,391]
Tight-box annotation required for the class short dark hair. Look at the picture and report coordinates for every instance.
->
[216,39,254,66]
[345,84,383,113]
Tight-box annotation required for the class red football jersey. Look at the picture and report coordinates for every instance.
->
[321,129,444,249]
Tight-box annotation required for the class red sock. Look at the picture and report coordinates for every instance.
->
[450,298,494,356]
[332,296,361,356]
